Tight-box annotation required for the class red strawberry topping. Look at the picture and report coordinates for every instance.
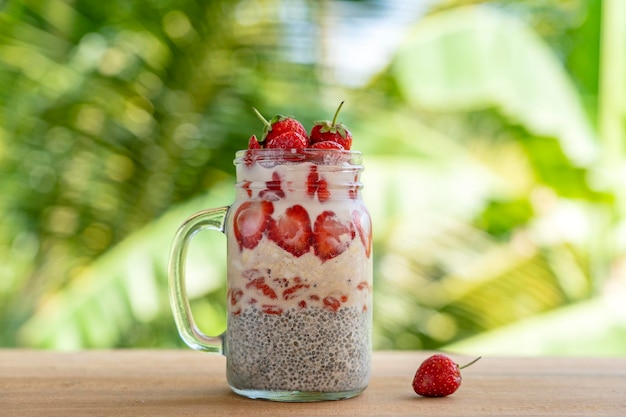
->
[313,211,356,261]
[248,134,261,149]
[268,204,312,257]
[310,101,352,150]
[233,200,274,250]
[253,108,309,145]
[265,130,308,150]
[310,141,344,150]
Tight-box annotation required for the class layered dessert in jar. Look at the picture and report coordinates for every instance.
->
[224,104,373,400]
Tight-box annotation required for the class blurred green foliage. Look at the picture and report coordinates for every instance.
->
[1,0,625,355]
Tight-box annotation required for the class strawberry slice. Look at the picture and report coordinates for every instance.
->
[246,277,278,299]
[306,166,319,197]
[323,296,341,312]
[282,277,311,300]
[262,305,283,315]
[353,209,372,258]
[268,204,312,257]
[259,171,285,201]
[306,166,330,202]
[233,200,274,250]
[313,211,355,261]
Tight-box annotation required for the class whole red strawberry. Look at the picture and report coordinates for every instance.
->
[310,140,344,150]
[412,354,480,397]
[247,134,261,149]
[310,101,352,150]
[253,107,309,146]
[265,130,308,150]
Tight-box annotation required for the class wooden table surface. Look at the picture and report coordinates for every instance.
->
[1,350,625,416]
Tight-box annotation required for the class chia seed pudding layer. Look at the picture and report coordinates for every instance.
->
[226,306,371,393]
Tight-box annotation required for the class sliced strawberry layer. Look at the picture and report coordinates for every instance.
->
[259,171,285,201]
[313,210,356,261]
[268,204,312,257]
[233,200,274,250]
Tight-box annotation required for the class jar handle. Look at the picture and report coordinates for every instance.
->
[168,206,230,354]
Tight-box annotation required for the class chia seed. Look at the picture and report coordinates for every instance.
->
[225,306,371,393]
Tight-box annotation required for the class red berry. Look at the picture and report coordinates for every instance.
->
[248,134,261,149]
[312,211,355,261]
[310,141,345,150]
[268,204,313,257]
[310,101,352,150]
[233,200,274,250]
[253,108,308,144]
[265,131,308,150]
[412,354,481,397]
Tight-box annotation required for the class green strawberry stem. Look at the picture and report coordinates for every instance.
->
[331,100,345,126]
[459,356,481,370]
[252,107,271,129]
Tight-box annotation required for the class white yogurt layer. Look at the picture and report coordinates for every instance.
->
[226,156,372,314]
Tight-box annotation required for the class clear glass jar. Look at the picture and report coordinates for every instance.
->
[169,149,372,402]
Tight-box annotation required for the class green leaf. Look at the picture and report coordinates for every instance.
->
[392,5,597,166]
[444,297,626,356]
[17,181,234,349]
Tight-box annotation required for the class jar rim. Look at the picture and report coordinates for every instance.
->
[234,148,363,166]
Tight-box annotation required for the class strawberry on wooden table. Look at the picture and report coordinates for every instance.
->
[412,354,481,397]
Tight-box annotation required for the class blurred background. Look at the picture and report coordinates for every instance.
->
[1,0,625,355]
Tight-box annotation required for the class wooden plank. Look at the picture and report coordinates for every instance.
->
[1,350,625,416]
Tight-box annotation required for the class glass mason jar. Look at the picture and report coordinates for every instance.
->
[169,148,373,402]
